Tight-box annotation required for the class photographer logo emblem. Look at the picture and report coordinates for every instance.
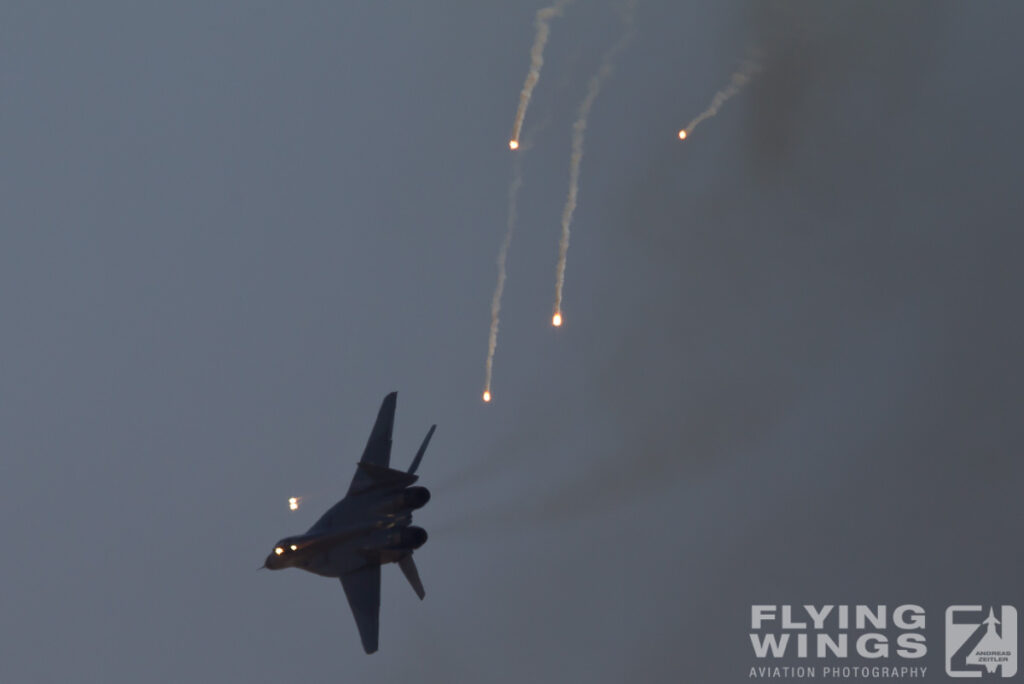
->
[946,605,1018,678]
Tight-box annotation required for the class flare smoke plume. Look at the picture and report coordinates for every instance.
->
[509,0,573,148]
[483,154,525,402]
[552,3,636,323]
[680,58,761,138]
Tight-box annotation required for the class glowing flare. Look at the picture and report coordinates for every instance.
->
[509,140,519,150]
[288,496,300,511]
[483,391,492,402]
[552,312,563,327]
[274,547,284,555]
[290,544,297,551]
[678,129,687,140]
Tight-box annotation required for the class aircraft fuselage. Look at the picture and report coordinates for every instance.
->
[263,485,429,577]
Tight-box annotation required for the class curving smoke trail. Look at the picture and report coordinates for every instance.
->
[552,2,637,325]
[509,0,573,150]
[483,153,525,402]
[679,58,761,139]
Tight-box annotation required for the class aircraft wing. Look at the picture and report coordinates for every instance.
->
[347,392,397,496]
[339,564,381,654]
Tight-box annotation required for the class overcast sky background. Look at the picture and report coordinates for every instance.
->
[2,2,1022,682]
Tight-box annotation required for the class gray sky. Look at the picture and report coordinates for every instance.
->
[2,2,1022,682]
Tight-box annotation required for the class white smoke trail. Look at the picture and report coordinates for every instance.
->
[680,58,761,138]
[552,2,636,324]
[509,0,573,148]
[483,153,525,402]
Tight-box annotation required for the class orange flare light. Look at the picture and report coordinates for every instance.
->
[483,391,492,403]
[288,497,300,511]
[509,140,519,150]
[678,129,688,140]
[552,312,563,327]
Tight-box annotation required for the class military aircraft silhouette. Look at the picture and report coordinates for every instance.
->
[263,392,434,653]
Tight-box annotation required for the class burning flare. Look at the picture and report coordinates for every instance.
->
[552,312,563,327]
[483,391,492,402]
[509,140,520,150]
[288,496,300,511]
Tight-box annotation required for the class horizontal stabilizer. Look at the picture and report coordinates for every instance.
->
[398,554,425,600]
[408,425,435,475]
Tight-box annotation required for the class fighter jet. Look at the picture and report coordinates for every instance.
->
[263,392,434,653]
